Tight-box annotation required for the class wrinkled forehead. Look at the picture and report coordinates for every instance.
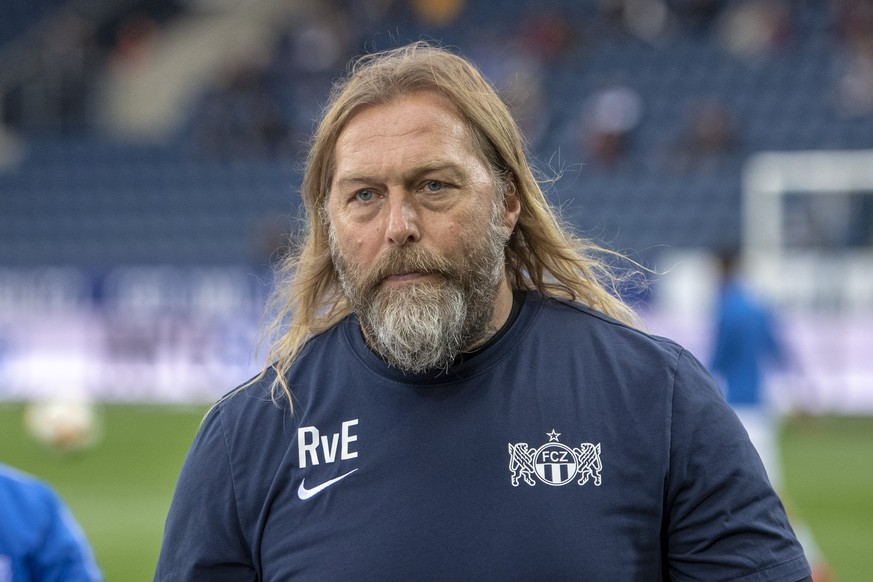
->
[329,91,494,182]
[342,90,470,141]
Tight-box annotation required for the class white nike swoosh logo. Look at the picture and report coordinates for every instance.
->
[297,468,358,501]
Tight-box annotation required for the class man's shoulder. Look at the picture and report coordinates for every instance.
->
[531,292,683,355]
[209,316,364,437]
[207,370,294,435]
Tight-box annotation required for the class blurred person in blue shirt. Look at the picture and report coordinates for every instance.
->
[0,463,103,582]
[710,250,784,404]
[709,250,832,581]
[710,250,787,484]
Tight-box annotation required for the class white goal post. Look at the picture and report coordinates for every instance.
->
[741,150,873,412]
[742,150,873,311]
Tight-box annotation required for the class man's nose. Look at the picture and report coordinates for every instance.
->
[384,193,420,246]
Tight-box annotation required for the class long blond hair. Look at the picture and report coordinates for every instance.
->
[258,42,642,406]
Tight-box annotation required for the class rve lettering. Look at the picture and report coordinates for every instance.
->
[297,419,359,468]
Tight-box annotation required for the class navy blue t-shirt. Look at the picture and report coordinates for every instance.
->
[155,292,810,581]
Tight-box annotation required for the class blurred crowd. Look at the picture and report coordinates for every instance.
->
[4,0,873,163]
[1,0,872,267]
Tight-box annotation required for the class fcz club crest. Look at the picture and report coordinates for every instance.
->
[508,430,602,487]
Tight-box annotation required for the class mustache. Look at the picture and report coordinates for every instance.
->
[362,246,457,290]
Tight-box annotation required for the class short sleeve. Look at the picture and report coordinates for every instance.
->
[154,405,256,581]
[664,350,811,581]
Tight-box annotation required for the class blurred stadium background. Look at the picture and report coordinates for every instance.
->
[1,0,872,580]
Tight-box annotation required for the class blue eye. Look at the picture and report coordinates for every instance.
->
[424,180,443,192]
[354,189,375,202]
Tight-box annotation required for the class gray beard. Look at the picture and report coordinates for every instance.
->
[363,280,473,372]
[330,204,508,373]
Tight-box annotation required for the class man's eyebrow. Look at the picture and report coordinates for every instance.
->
[332,174,377,189]
[406,161,463,177]
[333,162,464,189]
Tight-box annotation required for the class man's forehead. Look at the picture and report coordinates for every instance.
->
[331,96,478,179]
[337,95,468,144]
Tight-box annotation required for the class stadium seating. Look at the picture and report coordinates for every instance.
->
[1,0,872,268]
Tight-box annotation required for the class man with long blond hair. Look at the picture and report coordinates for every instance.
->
[156,43,812,581]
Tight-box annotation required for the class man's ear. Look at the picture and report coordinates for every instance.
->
[501,180,521,235]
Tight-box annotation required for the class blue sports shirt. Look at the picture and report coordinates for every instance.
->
[710,280,784,405]
[156,292,810,581]
[0,464,103,582]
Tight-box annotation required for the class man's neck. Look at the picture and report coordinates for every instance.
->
[456,288,522,365]
[464,278,515,352]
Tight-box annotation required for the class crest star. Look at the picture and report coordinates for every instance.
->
[547,429,561,442]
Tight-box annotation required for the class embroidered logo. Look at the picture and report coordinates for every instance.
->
[508,429,602,487]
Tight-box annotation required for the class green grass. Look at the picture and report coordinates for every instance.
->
[0,403,209,582]
[781,415,873,582]
[1,405,872,580]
